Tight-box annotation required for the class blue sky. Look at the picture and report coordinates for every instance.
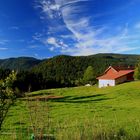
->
[0,0,140,58]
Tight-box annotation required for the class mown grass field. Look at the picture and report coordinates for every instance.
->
[1,81,140,139]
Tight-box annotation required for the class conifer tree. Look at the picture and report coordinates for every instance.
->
[83,66,96,85]
[134,63,140,80]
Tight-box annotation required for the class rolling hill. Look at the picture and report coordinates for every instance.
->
[1,81,140,139]
[0,53,139,72]
[0,57,41,70]
[32,53,140,85]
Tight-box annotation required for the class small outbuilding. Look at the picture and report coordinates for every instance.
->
[97,66,134,88]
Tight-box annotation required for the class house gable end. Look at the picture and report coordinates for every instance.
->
[104,66,118,75]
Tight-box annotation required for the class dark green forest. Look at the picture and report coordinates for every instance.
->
[0,57,41,70]
[0,53,139,94]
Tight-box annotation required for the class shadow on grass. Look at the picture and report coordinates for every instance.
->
[23,93,112,103]
[48,94,112,103]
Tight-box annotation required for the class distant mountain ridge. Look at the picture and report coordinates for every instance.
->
[0,57,41,70]
[0,53,140,72]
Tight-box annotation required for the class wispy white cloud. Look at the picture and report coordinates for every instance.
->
[59,1,137,55]
[43,37,68,51]
[61,34,140,56]
[45,37,59,50]
[55,0,89,6]
[35,0,61,19]
[35,0,140,55]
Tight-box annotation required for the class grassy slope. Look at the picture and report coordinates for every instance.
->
[29,81,140,127]
[1,81,140,139]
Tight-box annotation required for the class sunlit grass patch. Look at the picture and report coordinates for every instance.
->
[1,81,140,139]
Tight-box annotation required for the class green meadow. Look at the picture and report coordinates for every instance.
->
[1,81,140,140]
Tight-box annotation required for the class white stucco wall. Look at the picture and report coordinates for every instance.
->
[99,79,115,88]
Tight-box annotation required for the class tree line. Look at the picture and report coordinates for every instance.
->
[0,54,140,95]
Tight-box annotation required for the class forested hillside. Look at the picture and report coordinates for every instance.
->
[0,57,41,70]
[0,53,139,72]
[0,53,140,92]
[32,53,140,86]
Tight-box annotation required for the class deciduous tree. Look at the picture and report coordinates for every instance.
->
[0,71,17,130]
[83,66,96,85]
[134,63,140,80]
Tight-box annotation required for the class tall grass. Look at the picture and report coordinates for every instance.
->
[55,119,140,140]
[0,98,140,140]
[1,82,140,139]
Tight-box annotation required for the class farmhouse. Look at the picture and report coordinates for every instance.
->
[97,66,134,88]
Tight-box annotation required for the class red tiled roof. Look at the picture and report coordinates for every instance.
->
[97,67,134,80]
